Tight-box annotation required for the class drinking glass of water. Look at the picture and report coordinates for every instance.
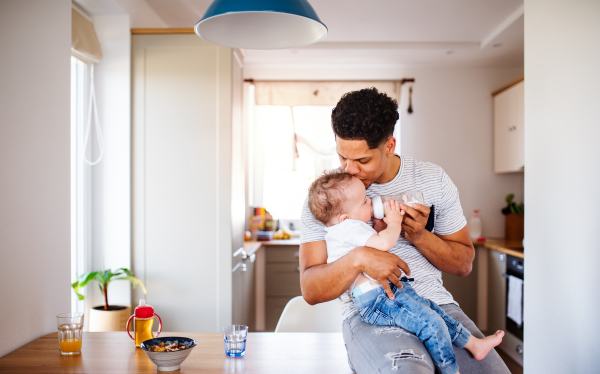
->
[57,312,84,356]
[222,325,248,357]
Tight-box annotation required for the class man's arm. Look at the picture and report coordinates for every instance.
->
[401,203,475,277]
[299,240,411,304]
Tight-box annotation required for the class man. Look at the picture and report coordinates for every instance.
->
[299,88,510,374]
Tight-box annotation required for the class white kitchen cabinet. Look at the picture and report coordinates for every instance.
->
[264,246,301,332]
[132,34,242,332]
[493,78,524,173]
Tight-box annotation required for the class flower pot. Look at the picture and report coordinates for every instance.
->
[505,214,524,241]
[89,305,131,332]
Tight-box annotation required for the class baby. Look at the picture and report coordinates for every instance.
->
[308,170,504,374]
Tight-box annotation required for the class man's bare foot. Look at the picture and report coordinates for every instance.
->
[464,330,504,361]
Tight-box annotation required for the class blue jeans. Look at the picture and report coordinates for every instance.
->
[353,282,471,374]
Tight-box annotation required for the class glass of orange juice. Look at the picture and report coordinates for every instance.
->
[57,312,84,356]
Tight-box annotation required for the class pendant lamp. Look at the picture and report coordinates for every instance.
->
[194,0,327,49]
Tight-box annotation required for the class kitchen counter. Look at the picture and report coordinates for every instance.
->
[246,237,524,258]
[243,239,300,256]
[475,238,524,259]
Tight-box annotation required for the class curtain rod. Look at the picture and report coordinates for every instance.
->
[244,78,415,84]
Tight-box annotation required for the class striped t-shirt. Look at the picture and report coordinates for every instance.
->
[300,156,467,320]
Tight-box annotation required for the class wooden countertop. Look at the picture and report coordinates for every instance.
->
[244,237,524,259]
[0,332,350,373]
[474,238,524,259]
[243,239,300,256]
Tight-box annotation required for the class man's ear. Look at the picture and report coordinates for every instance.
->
[384,137,396,156]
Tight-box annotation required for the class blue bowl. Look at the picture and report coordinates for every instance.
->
[140,337,197,371]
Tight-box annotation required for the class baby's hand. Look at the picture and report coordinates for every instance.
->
[383,199,404,225]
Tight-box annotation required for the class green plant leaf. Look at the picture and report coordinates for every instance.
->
[78,271,101,288]
[71,271,102,300]
[71,280,85,300]
[113,276,148,295]
[506,193,515,203]
[118,268,134,277]
[104,269,115,284]
[70,268,146,307]
[94,272,107,287]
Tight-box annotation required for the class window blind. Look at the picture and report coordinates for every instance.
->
[254,81,402,106]
[71,8,102,63]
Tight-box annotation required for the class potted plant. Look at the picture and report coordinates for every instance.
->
[72,268,147,332]
[502,193,524,241]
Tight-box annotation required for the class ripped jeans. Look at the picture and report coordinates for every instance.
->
[352,282,469,374]
[344,290,511,374]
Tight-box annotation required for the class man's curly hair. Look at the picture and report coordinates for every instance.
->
[308,170,354,226]
[331,87,399,149]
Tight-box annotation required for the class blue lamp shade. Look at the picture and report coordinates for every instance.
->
[195,0,327,49]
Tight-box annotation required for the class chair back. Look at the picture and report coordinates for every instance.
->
[275,296,343,332]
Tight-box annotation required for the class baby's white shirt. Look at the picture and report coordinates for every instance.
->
[324,219,377,264]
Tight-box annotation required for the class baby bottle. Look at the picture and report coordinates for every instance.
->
[126,299,162,347]
[372,190,424,219]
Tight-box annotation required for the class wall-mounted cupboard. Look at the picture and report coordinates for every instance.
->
[493,77,524,174]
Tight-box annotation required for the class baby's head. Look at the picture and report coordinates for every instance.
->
[308,170,373,227]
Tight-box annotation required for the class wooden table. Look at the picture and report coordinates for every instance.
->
[0,332,351,373]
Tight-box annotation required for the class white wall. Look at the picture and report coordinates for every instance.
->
[0,0,71,358]
[524,0,600,372]
[89,14,132,309]
[399,67,524,239]
[244,65,524,238]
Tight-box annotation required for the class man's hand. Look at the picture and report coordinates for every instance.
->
[398,203,474,277]
[401,203,431,244]
[355,247,411,300]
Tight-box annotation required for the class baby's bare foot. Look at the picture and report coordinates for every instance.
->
[466,330,504,361]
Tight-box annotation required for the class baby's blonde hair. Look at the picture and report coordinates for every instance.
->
[308,169,354,225]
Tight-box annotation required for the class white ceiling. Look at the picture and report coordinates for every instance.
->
[83,0,524,68]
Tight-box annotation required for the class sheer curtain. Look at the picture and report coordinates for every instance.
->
[256,105,338,220]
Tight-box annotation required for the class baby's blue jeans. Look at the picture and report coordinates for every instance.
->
[353,281,471,374]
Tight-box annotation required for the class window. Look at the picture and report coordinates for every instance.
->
[248,81,403,222]
[70,56,91,313]
[254,105,339,220]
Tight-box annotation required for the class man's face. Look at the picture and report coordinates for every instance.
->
[336,137,392,188]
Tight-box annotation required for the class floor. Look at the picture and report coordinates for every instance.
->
[498,350,523,374]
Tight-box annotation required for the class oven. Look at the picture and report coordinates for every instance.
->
[505,255,524,340]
